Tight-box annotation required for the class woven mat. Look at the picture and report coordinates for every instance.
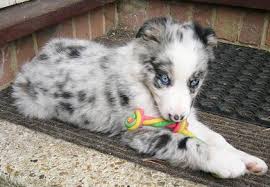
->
[196,43,270,127]
[0,31,270,186]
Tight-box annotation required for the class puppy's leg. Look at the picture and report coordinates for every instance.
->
[122,127,248,178]
[188,111,268,175]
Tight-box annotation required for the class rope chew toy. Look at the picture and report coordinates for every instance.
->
[125,108,195,137]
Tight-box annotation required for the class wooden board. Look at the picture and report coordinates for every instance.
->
[0,0,31,9]
[187,0,270,11]
[0,0,115,46]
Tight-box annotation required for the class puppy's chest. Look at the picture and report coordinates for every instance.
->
[131,84,159,116]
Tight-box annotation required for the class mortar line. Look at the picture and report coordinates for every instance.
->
[236,11,245,44]
[260,13,269,47]
[102,6,106,35]
[10,42,17,73]
[72,17,76,38]
[88,12,92,40]
[32,33,38,54]
[114,2,119,28]
[188,4,194,21]
[211,7,216,28]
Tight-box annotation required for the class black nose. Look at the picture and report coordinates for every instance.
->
[169,114,185,122]
[174,114,180,121]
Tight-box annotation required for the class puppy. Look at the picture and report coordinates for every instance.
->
[12,17,268,178]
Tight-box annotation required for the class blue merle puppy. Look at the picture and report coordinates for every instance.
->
[12,17,267,178]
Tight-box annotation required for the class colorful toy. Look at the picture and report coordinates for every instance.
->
[125,108,195,137]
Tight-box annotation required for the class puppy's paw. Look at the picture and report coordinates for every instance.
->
[239,152,268,175]
[206,149,246,178]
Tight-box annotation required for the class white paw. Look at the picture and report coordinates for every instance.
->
[237,151,268,175]
[206,148,246,178]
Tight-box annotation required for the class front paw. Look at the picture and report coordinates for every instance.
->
[206,149,246,178]
[238,151,268,175]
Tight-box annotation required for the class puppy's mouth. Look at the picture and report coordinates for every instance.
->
[159,111,173,122]
[161,113,170,121]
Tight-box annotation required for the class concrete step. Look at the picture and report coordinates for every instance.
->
[0,120,203,187]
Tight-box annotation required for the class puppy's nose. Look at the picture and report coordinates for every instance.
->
[169,114,185,122]
[173,114,180,121]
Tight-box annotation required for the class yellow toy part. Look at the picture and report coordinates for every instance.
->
[125,109,142,130]
[174,119,195,137]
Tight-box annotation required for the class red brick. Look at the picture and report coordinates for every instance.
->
[16,35,35,69]
[36,26,58,49]
[90,8,104,38]
[170,2,192,22]
[57,19,73,38]
[104,3,116,33]
[147,0,169,18]
[266,24,270,47]
[121,12,145,30]
[215,7,242,42]
[193,4,213,27]
[74,14,90,39]
[239,11,265,46]
[118,0,147,30]
[0,44,15,87]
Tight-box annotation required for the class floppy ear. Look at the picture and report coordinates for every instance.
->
[203,27,217,47]
[136,17,169,43]
[136,26,161,43]
[193,22,217,47]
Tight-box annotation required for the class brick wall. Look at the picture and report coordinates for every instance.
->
[0,3,117,90]
[0,0,269,90]
[118,0,270,50]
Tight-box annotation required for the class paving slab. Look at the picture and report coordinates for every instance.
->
[0,119,203,187]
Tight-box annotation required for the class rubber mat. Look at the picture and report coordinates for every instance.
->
[196,43,270,127]
[0,87,269,186]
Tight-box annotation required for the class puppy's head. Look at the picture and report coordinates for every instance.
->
[136,17,217,122]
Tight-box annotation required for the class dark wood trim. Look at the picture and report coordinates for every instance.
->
[186,0,270,11]
[0,0,115,46]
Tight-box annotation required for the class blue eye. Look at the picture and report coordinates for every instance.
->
[158,74,170,86]
[189,79,200,88]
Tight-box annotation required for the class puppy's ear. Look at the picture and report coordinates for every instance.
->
[193,22,217,47]
[136,26,161,43]
[136,17,169,43]
[203,27,217,47]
